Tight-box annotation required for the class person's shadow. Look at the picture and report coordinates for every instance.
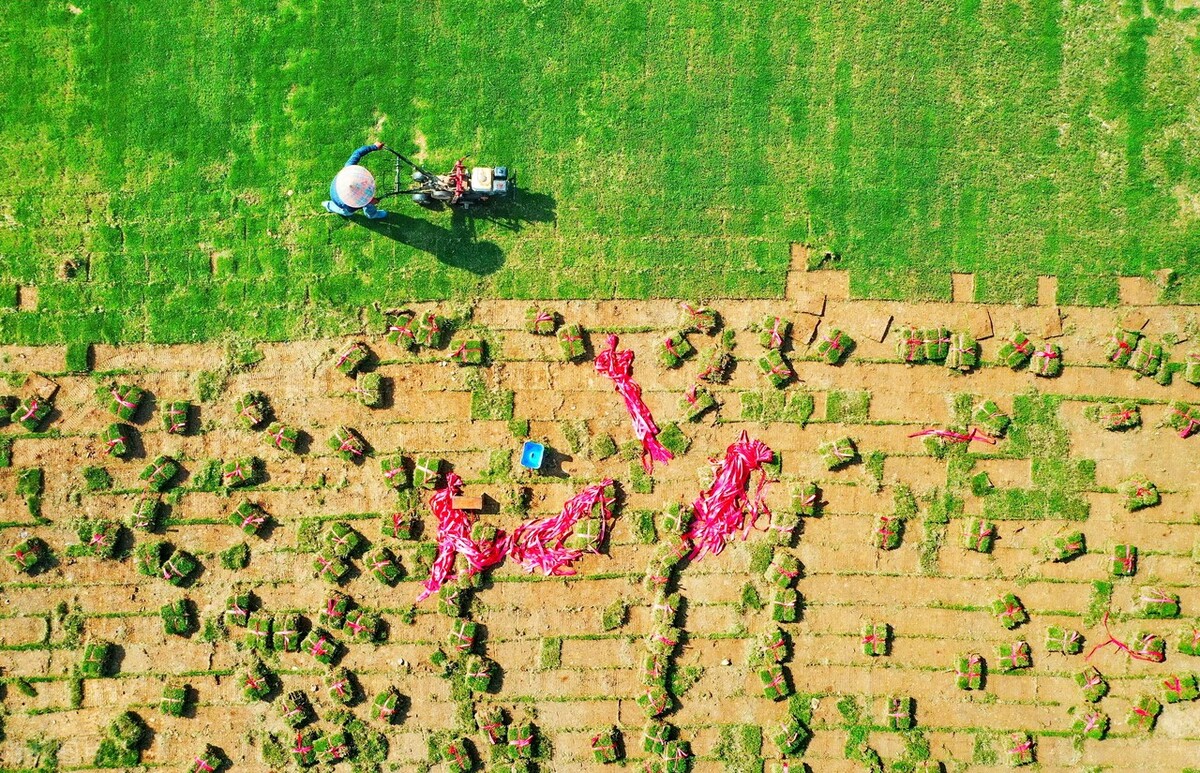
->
[361,188,556,276]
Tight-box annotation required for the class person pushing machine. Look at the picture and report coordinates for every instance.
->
[322,142,389,219]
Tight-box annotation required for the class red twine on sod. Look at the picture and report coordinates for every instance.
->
[595,334,673,472]
[417,472,505,601]
[1085,612,1162,663]
[686,431,775,560]
[507,479,616,576]
[908,427,996,445]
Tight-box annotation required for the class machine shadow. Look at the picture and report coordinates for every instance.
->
[360,188,556,276]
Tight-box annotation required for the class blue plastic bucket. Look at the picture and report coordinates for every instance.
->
[520,441,545,470]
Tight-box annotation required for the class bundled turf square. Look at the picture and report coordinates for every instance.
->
[873,514,903,550]
[78,520,120,559]
[161,550,199,586]
[996,329,1034,369]
[792,482,821,516]
[1186,351,1200,385]
[140,455,180,492]
[758,348,794,388]
[660,502,692,535]
[760,663,791,700]
[895,325,925,363]
[920,327,952,361]
[1046,626,1084,654]
[368,547,403,585]
[1007,732,1035,766]
[1129,339,1163,376]
[334,341,370,375]
[326,522,363,558]
[438,738,472,773]
[354,371,384,406]
[955,653,985,690]
[385,309,418,348]
[658,331,695,368]
[233,391,269,430]
[383,509,420,540]
[416,312,447,348]
[652,591,681,627]
[241,660,272,700]
[1120,476,1159,510]
[263,421,299,453]
[886,696,915,730]
[130,496,161,531]
[278,691,312,729]
[134,541,166,576]
[1076,666,1108,702]
[222,457,260,492]
[759,315,791,350]
[81,640,113,677]
[313,552,349,584]
[558,324,586,361]
[1167,401,1200,439]
[772,588,800,623]
[997,640,1032,671]
[816,327,853,364]
[1113,544,1138,576]
[162,684,188,717]
[229,501,268,536]
[327,426,367,460]
[448,337,486,366]
[1029,342,1063,377]
[818,437,857,470]
[414,456,441,489]
[224,593,252,627]
[591,726,621,763]
[564,516,603,551]
[162,401,190,434]
[448,618,477,654]
[944,332,978,372]
[326,668,356,705]
[992,593,1028,629]
[756,627,791,665]
[271,613,302,652]
[1161,673,1200,703]
[1133,631,1166,662]
[379,454,410,489]
[1127,694,1162,731]
[477,705,507,745]
[373,686,402,723]
[508,722,535,759]
[647,625,682,657]
[302,629,340,665]
[637,684,671,717]
[642,720,673,755]
[291,730,317,767]
[1107,328,1141,366]
[439,584,466,617]
[99,383,145,421]
[315,731,352,764]
[773,715,810,755]
[1073,709,1109,740]
[765,550,801,588]
[344,608,379,642]
[464,654,494,691]
[861,623,891,656]
[972,400,1010,437]
[192,745,223,772]
[246,613,272,651]
[1139,587,1181,618]
[769,511,799,546]
[161,599,194,636]
[662,740,691,773]
[679,302,720,334]
[1088,402,1141,431]
[963,518,996,553]
[1050,531,1086,562]
[696,338,735,383]
[12,395,53,431]
[103,423,131,457]
[525,306,558,335]
[1178,625,1200,656]
[680,385,717,422]
[320,593,352,629]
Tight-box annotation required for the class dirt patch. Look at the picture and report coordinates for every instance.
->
[1119,276,1161,305]
[16,285,37,311]
[950,272,974,303]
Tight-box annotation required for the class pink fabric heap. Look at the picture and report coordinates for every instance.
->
[686,431,774,560]
[507,479,616,576]
[417,472,506,601]
[594,334,673,472]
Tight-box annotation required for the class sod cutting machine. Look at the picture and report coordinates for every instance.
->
[378,147,513,208]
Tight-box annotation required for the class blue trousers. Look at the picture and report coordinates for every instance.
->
[323,199,385,219]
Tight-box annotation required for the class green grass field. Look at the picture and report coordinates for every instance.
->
[2,0,1199,344]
